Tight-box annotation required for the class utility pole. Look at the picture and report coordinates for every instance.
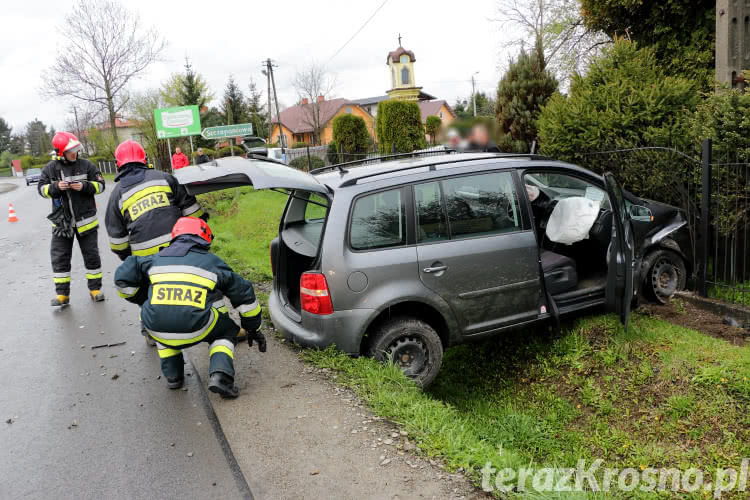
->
[268,59,286,152]
[263,60,272,144]
[471,72,479,117]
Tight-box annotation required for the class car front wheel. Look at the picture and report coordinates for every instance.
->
[641,249,686,304]
[367,317,443,388]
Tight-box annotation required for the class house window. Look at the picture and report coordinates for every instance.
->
[401,67,410,85]
[346,107,352,114]
[439,112,443,119]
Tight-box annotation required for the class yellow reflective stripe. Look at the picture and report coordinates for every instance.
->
[117,289,138,299]
[42,184,51,198]
[217,306,228,314]
[240,304,261,318]
[53,277,71,283]
[86,272,103,280]
[157,347,182,359]
[187,209,204,218]
[77,219,99,233]
[121,186,172,214]
[209,345,234,359]
[132,244,169,257]
[91,181,103,194]
[110,241,130,251]
[149,273,216,290]
[149,309,219,346]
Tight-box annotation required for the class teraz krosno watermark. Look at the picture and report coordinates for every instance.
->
[481,459,750,498]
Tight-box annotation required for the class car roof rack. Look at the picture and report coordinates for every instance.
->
[309,149,460,175]
[310,151,553,176]
[336,153,554,187]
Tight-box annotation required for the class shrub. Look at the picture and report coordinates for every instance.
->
[332,114,369,162]
[376,100,426,154]
[537,39,698,197]
[191,147,215,158]
[216,145,245,158]
[288,155,324,171]
[326,142,340,164]
[291,142,309,149]
[425,116,441,144]
[495,44,557,153]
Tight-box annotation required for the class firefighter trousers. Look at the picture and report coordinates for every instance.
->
[50,228,103,295]
[154,312,240,380]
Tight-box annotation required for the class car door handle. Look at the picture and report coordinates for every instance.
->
[423,265,447,273]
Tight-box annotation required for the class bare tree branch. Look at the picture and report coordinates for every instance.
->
[40,0,166,143]
[291,63,336,145]
[493,0,611,88]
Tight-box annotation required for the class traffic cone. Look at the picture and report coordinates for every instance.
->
[7,204,18,223]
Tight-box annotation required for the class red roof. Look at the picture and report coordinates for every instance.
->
[417,100,454,123]
[387,46,416,64]
[97,117,138,129]
[274,98,365,134]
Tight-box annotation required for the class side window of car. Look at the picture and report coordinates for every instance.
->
[350,188,406,250]
[441,172,521,239]
[415,181,448,242]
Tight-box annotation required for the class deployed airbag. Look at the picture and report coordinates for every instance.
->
[545,196,600,245]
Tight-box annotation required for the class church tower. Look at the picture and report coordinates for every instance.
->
[386,36,422,101]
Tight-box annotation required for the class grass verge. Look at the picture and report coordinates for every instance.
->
[303,314,750,499]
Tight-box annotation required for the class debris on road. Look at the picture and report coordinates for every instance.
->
[6,418,13,424]
[111,374,119,380]
[90,341,127,350]
[187,452,193,457]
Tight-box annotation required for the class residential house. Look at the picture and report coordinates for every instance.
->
[270,97,375,146]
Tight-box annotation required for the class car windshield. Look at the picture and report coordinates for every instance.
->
[27,168,41,174]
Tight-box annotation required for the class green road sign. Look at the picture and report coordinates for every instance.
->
[201,123,254,139]
[154,106,201,139]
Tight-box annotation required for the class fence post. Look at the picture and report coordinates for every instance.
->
[391,142,396,154]
[698,138,712,297]
[306,146,311,171]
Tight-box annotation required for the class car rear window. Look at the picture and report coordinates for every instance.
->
[350,188,406,250]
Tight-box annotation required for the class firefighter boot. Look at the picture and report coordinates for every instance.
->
[51,295,70,307]
[208,372,239,399]
[167,376,184,389]
[90,290,105,302]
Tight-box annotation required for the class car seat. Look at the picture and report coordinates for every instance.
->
[540,250,578,295]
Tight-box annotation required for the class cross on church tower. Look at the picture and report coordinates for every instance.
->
[398,33,402,46]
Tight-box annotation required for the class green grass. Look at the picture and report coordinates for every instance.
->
[198,187,286,282]
[303,314,750,499]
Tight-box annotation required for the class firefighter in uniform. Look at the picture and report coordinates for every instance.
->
[105,140,205,344]
[114,218,266,398]
[39,132,106,306]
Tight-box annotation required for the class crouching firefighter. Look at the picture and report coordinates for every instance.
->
[105,140,206,345]
[114,217,266,398]
[39,131,106,306]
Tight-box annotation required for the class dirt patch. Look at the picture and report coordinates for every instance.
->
[638,299,748,346]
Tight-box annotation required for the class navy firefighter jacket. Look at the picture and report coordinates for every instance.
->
[114,236,261,345]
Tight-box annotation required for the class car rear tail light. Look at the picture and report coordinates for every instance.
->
[300,272,333,315]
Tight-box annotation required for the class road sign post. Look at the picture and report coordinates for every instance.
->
[154,106,202,139]
[201,123,254,140]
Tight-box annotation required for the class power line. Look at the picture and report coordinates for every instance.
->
[325,0,389,66]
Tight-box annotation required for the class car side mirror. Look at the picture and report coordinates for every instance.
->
[629,204,653,222]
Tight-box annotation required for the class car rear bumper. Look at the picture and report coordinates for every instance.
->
[268,290,372,355]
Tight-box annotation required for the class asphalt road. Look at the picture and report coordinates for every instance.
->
[0,178,250,500]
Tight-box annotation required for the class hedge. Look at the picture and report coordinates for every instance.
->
[376,100,426,154]
[288,155,324,171]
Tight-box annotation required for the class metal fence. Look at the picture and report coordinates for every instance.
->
[97,161,118,175]
[284,143,450,171]
[578,141,750,308]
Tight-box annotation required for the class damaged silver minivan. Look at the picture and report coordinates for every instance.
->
[176,152,692,387]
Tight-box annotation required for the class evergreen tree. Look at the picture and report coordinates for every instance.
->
[246,79,267,139]
[179,60,209,109]
[221,75,248,125]
[0,117,12,154]
[25,119,53,157]
[495,41,558,153]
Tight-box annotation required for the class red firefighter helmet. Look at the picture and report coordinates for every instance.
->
[52,132,82,157]
[171,217,213,244]
[114,140,146,168]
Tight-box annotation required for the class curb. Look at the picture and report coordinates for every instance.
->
[186,352,255,500]
[675,291,750,328]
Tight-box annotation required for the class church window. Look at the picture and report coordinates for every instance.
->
[401,67,410,85]
[400,55,409,64]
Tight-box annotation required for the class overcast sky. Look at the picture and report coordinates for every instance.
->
[2,0,513,133]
